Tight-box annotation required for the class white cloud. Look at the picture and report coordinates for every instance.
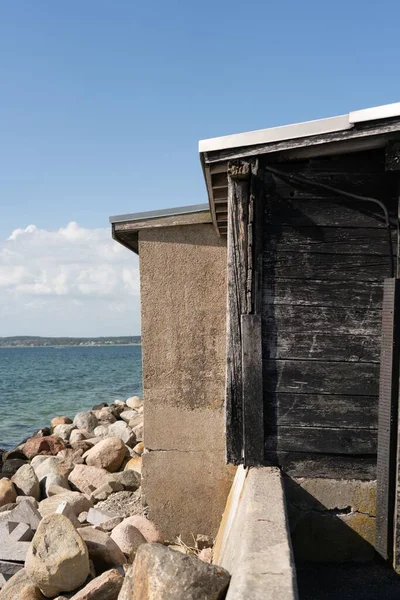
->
[0,222,140,337]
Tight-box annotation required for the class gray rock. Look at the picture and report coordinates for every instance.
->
[73,412,98,434]
[132,423,143,442]
[119,410,138,424]
[120,544,230,600]
[39,491,92,517]
[96,516,123,532]
[0,498,42,529]
[2,459,28,477]
[25,514,90,597]
[53,424,76,441]
[110,519,146,556]
[0,522,33,561]
[0,569,44,600]
[55,501,80,528]
[41,473,70,498]
[69,568,123,599]
[107,422,136,448]
[34,456,72,482]
[93,425,109,438]
[16,496,39,508]
[90,482,124,503]
[70,430,95,445]
[68,464,114,496]
[11,464,40,500]
[78,527,127,574]
[87,507,118,527]
[110,470,141,492]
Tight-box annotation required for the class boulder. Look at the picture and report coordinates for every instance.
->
[121,544,230,600]
[2,458,28,476]
[51,416,73,429]
[110,519,146,557]
[94,408,116,425]
[90,481,124,503]
[39,491,92,517]
[23,436,66,460]
[0,497,42,528]
[2,449,27,461]
[53,424,76,441]
[73,412,98,433]
[55,500,81,528]
[71,440,96,453]
[30,454,51,471]
[110,470,141,492]
[0,521,33,561]
[70,430,95,445]
[96,516,123,532]
[123,456,142,474]
[0,569,44,600]
[122,515,163,544]
[126,396,143,410]
[107,422,136,448]
[83,438,126,473]
[41,473,70,498]
[119,410,138,424]
[132,442,144,456]
[0,478,17,507]
[78,527,127,574]
[86,507,119,527]
[68,465,114,496]
[132,423,143,442]
[25,514,90,597]
[34,456,72,482]
[16,495,39,508]
[127,414,142,430]
[57,448,85,467]
[93,425,110,438]
[68,568,123,600]
[11,464,40,500]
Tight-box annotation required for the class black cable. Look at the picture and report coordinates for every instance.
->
[265,165,395,278]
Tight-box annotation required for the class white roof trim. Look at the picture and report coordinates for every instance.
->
[349,102,400,124]
[199,102,400,154]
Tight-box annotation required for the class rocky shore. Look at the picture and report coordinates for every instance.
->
[0,397,230,599]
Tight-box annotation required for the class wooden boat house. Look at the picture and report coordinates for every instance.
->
[111,102,400,564]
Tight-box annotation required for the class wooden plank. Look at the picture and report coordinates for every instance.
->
[204,117,400,163]
[241,314,264,465]
[263,251,392,281]
[262,226,395,255]
[265,452,377,480]
[265,198,393,228]
[263,278,383,308]
[226,160,250,464]
[264,359,379,395]
[376,279,400,562]
[263,333,381,362]
[264,425,377,454]
[265,393,377,429]
[263,305,381,336]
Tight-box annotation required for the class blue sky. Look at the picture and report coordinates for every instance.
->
[1,0,400,336]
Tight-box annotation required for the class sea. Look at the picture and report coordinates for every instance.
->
[0,345,142,450]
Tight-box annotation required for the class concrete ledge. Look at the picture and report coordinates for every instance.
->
[214,466,298,600]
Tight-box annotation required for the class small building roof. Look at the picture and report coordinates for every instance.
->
[111,102,400,250]
[199,101,400,236]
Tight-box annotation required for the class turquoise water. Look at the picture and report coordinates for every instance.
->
[0,345,142,450]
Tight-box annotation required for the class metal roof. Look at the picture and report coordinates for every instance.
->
[199,102,400,153]
[200,101,400,237]
[110,203,209,224]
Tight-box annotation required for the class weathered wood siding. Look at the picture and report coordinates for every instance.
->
[263,149,397,474]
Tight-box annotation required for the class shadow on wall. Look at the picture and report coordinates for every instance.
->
[284,476,377,563]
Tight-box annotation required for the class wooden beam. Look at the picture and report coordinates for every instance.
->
[225,159,265,465]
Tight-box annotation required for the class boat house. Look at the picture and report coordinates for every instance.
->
[111,102,400,566]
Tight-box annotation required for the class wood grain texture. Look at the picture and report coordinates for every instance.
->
[263,251,393,281]
[265,425,377,454]
[264,359,379,395]
[263,305,381,335]
[241,314,264,465]
[265,393,377,429]
[263,333,381,362]
[263,226,396,255]
[263,278,383,307]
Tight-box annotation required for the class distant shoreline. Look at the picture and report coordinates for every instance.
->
[0,343,142,349]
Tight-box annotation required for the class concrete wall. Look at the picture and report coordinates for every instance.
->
[139,223,235,542]
[285,477,377,562]
[214,467,298,600]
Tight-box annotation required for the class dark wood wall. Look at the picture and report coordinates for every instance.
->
[262,149,398,478]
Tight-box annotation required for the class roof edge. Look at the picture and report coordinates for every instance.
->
[110,203,209,225]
